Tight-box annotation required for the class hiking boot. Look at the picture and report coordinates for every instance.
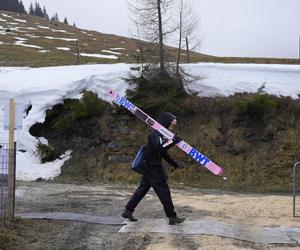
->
[121,209,138,222]
[169,215,185,225]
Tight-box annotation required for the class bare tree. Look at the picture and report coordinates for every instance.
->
[134,23,145,72]
[128,0,174,76]
[175,0,201,75]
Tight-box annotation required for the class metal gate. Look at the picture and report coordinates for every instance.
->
[0,143,16,226]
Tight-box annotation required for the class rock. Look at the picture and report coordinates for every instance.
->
[226,128,250,155]
[211,136,224,147]
[108,154,132,163]
[111,109,118,115]
[107,141,124,151]
[35,178,46,182]
[244,132,258,143]
[119,126,130,134]
[261,124,277,142]
[210,128,225,147]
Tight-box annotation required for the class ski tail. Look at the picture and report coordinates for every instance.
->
[108,89,224,177]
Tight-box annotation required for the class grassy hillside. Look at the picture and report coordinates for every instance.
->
[0,11,211,67]
[0,11,298,67]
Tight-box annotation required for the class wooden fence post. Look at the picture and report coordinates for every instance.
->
[76,40,80,63]
[7,98,15,222]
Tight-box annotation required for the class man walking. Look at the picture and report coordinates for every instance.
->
[122,112,185,225]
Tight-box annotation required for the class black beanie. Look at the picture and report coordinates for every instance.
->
[157,112,176,128]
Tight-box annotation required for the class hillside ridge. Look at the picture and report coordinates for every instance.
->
[0,10,298,67]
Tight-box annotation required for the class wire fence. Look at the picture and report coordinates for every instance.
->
[0,143,16,227]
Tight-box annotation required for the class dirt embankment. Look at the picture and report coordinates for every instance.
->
[29,91,300,192]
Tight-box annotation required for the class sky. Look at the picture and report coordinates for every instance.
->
[21,0,300,59]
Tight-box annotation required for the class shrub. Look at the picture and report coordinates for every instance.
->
[71,91,103,119]
[52,91,103,133]
[54,115,74,133]
[235,84,279,124]
[125,72,187,116]
[36,142,60,163]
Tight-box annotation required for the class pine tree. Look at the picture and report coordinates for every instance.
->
[42,6,48,19]
[63,17,68,25]
[0,0,26,13]
[10,0,17,12]
[51,13,59,22]
[17,1,26,14]
[34,2,43,17]
[29,3,34,15]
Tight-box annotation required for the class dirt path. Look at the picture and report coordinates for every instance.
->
[10,181,300,249]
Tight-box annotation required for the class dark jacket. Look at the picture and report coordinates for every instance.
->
[143,112,179,181]
[144,130,178,168]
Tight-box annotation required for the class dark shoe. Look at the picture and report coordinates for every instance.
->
[169,216,185,225]
[121,209,138,222]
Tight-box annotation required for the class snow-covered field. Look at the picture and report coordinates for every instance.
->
[0,63,299,181]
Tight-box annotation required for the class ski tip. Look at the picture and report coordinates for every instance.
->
[207,162,224,176]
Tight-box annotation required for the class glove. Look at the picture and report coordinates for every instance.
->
[173,160,184,169]
[176,163,184,169]
[172,135,182,144]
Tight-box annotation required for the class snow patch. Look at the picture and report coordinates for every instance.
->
[57,47,70,51]
[51,29,67,33]
[17,150,72,181]
[44,36,77,42]
[7,22,19,25]
[22,27,38,30]
[14,41,43,49]
[1,13,12,18]
[37,25,51,30]
[25,34,39,38]
[102,50,122,55]
[14,18,27,23]
[15,37,27,41]
[80,53,118,59]
[110,48,125,51]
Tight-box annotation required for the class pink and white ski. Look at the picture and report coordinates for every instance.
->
[108,90,223,176]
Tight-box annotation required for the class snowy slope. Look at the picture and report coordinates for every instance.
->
[0,63,299,181]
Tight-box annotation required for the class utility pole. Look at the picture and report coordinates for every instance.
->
[76,40,80,63]
[186,37,190,63]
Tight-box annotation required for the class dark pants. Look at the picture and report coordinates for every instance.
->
[125,173,176,218]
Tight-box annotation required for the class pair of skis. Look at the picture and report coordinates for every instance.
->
[108,90,224,177]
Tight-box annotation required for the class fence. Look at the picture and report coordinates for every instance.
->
[0,143,16,226]
[293,161,300,217]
